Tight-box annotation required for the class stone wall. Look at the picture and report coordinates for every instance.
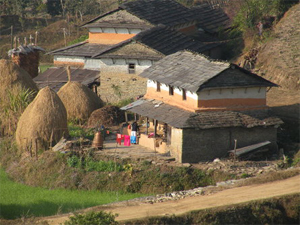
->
[180,126,278,163]
[12,51,40,78]
[98,71,147,103]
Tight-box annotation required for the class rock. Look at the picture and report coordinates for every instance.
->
[213,158,221,163]
[182,163,191,167]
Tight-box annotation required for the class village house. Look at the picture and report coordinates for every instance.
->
[45,0,225,103]
[121,51,283,163]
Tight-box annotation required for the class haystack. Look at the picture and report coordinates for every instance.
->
[58,80,103,122]
[16,87,69,152]
[0,59,38,98]
[88,105,125,127]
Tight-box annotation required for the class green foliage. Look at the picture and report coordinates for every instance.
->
[68,35,88,46]
[68,123,94,140]
[233,0,295,33]
[0,87,36,135]
[67,155,124,172]
[0,168,142,219]
[111,84,122,97]
[114,98,134,108]
[5,88,35,114]
[64,211,118,225]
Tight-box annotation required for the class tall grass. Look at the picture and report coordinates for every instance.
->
[0,169,144,220]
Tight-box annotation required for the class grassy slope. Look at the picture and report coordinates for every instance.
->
[0,168,144,219]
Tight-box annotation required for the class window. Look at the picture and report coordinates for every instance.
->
[182,89,186,100]
[128,63,135,74]
[169,86,174,96]
[156,82,161,92]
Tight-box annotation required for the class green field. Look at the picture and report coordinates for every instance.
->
[0,169,144,219]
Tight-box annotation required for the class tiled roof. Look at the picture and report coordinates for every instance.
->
[47,42,113,57]
[120,0,195,27]
[133,25,220,55]
[191,3,231,33]
[140,51,277,92]
[82,0,195,29]
[121,99,283,129]
[49,26,219,60]
[34,67,100,92]
[82,9,152,29]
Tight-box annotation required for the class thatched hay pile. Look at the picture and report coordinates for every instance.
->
[0,59,38,98]
[0,59,39,136]
[58,81,103,122]
[88,105,125,127]
[16,87,69,152]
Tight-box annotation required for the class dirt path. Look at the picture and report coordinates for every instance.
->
[41,175,300,224]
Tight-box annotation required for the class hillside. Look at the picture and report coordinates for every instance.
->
[255,3,300,90]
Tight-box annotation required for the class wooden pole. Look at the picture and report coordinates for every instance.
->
[146,117,148,134]
[10,25,13,49]
[63,28,67,46]
[35,31,38,46]
[154,120,157,137]
[234,139,237,161]
[125,112,128,123]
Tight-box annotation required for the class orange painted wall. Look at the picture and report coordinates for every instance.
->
[89,32,136,44]
[145,86,268,112]
[144,87,198,111]
[198,98,266,108]
[54,61,84,67]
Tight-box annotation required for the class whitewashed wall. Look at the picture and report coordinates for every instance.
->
[89,28,142,34]
[54,55,85,63]
[147,80,199,100]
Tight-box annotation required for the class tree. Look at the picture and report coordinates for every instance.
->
[46,0,62,17]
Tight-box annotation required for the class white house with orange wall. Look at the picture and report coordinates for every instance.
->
[121,51,283,163]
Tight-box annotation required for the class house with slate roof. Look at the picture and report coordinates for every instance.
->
[121,51,283,163]
[46,0,224,103]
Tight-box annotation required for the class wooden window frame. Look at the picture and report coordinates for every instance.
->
[156,82,161,92]
[169,86,174,96]
[182,89,186,100]
[128,63,135,74]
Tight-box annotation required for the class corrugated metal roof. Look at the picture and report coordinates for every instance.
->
[34,67,100,92]
[228,141,271,156]
[121,99,283,129]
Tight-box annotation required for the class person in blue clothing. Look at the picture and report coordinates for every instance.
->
[130,121,139,144]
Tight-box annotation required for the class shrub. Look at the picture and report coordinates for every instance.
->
[64,211,118,225]
[67,155,123,172]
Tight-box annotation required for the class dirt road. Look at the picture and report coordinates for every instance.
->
[41,175,300,224]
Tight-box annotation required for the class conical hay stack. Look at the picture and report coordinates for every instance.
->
[0,59,38,99]
[88,105,125,127]
[16,87,69,152]
[58,81,103,122]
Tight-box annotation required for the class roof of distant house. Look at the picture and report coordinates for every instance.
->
[47,42,112,57]
[121,99,283,129]
[191,3,231,33]
[8,44,45,56]
[140,51,277,92]
[34,67,100,92]
[83,0,195,28]
[48,26,220,59]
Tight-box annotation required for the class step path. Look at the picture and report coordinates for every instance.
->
[41,174,300,224]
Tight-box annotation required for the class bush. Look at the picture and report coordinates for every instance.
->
[64,211,118,225]
[67,155,124,172]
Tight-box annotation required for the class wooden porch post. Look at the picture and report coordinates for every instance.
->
[154,119,157,137]
[146,117,148,134]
